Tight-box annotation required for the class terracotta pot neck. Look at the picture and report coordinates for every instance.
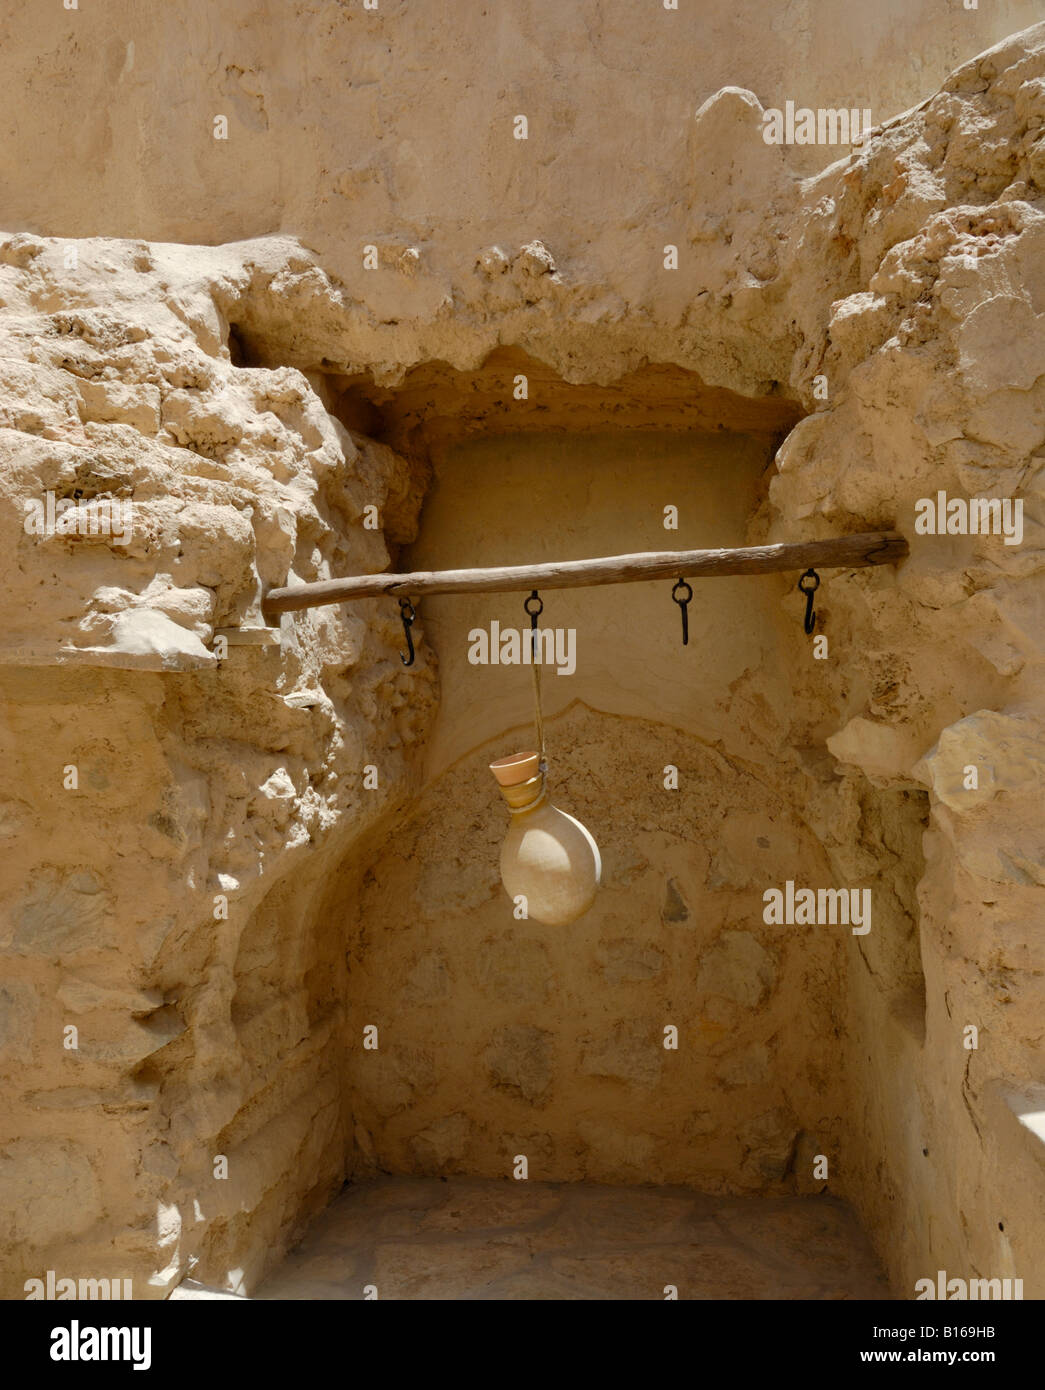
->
[498,771,547,816]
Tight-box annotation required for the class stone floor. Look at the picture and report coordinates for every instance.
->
[253,1176,892,1300]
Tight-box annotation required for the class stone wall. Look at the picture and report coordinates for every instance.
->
[333,705,850,1190]
[0,240,438,1295]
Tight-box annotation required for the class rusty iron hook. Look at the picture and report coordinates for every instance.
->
[671,578,692,647]
[524,589,543,659]
[398,597,416,666]
[798,569,820,635]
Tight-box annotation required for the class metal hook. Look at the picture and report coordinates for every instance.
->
[524,590,548,774]
[798,569,820,635]
[671,578,692,647]
[524,589,543,659]
[524,590,543,630]
[398,597,416,666]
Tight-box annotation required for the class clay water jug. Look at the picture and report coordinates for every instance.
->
[489,751,601,926]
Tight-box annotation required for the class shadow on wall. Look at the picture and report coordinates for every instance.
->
[401,425,795,781]
[177,344,928,1292]
[326,703,852,1192]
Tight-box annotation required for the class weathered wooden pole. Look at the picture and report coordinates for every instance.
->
[262,531,908,618]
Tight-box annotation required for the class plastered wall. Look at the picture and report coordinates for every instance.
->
[330,430,851,1189]
[335,706,851,1190]
[409,430,786,778]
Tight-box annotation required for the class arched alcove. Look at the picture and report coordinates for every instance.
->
[238,348,919,1297]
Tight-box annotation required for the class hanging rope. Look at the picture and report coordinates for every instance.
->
[524,590,547,773]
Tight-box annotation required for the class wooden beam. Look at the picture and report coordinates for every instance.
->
[262,531,907,617]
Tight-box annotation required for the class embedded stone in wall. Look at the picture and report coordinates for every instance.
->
[717,1042,772,1090]
[0,1139,101,1247]
[403,950,453,1004]
[354,1047,437,1117]
[596,940,665,985]
[660,878,690,923]
[409,1114,472,1169]
[738,1108,799,1184]
[0,981,39,1063]
[476,935,552,1004]
[6,867,111,955]
[696,930,777,1009]
[574,1121,657,1175]
[580,1020,663,1089]
[483,1026,554,1104]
